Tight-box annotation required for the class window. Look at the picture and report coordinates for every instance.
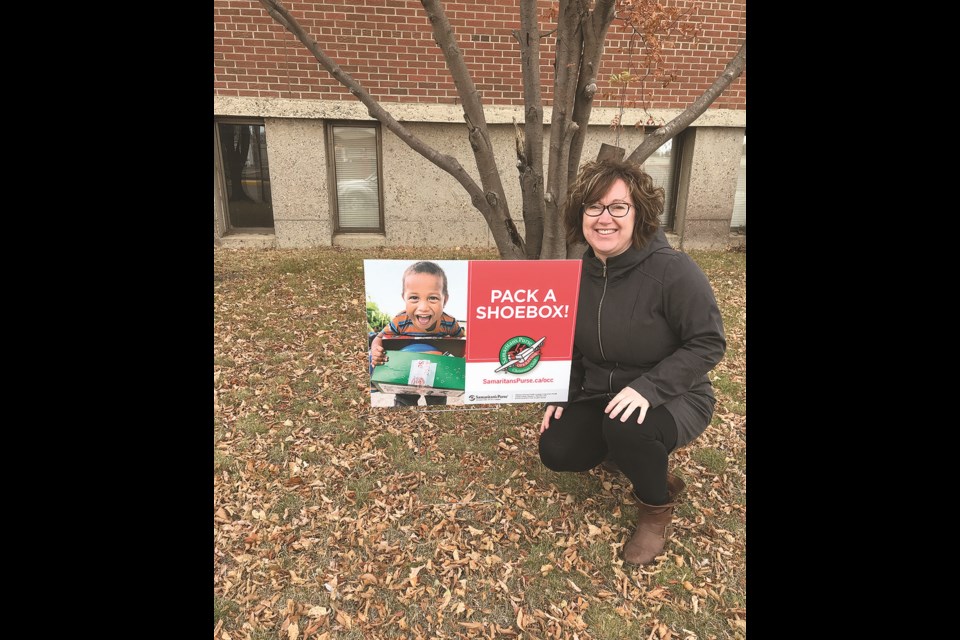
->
[216,121,273,229]
[641,133,681,228]
[731,134,746,230]
[328,123,383,232]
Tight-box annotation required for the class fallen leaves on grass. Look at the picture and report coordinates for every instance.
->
[214,247,746,639]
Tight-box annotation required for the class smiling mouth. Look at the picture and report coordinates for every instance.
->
[595,228,617,235]
[415,314,433,326]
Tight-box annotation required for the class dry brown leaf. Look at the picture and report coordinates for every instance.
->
[409,565,424,587]
[287,620,299,640]
[335,609,352,629]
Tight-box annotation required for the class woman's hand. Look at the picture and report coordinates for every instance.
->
[541,404,563,434]
[371,344,389,367]
[605,387,650,423]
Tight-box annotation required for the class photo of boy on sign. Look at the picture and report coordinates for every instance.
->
[365,260,468,408]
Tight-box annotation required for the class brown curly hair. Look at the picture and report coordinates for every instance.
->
[563,160,664,250]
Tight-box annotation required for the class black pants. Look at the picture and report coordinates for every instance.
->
[394,393,447,406]
[538,398,679,505]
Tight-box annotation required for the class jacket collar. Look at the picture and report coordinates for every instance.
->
[582,228,671,279]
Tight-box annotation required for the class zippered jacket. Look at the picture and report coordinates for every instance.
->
[565,229,727,447]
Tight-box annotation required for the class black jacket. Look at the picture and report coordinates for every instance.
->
[565,230,727,447]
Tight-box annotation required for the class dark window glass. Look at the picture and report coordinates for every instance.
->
[217,123,273,228]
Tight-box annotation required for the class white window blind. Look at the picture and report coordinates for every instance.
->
[731,134,746,228]
[333,125,381,229]
[642,137,675,225]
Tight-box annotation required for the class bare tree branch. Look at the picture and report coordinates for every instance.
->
[517,0,546,259]
[627,40,746,164]
[257,0,525,259]
[420,0,524,258]
[567,0,617,187]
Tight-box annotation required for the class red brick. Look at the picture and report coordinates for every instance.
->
[214,1,745,112]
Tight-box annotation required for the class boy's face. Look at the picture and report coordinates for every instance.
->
[402,272,447,331]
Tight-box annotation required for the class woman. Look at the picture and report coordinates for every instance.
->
[539,159,726,565]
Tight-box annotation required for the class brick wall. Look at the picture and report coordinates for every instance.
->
[214,0,745,111]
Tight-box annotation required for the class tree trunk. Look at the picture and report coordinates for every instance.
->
[542,0,584,260]
[516,0,546,259]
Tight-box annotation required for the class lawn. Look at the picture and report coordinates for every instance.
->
[214,245,746,640]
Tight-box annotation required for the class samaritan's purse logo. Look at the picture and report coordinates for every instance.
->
[496,335,544,374]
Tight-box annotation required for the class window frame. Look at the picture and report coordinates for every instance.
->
[659,128,685,231]
[214,117,274,231]
[326,120,385,234]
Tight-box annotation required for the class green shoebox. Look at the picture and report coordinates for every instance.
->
[371,350,465,396]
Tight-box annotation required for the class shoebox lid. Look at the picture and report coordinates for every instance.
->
[371,350,465,393]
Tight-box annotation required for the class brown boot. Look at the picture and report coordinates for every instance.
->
[666,473,686,501]
[623,474,686,566]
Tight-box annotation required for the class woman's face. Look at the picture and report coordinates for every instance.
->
[582,178,635,262]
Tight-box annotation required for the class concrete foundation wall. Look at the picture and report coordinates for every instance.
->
[264,118,334,248]
[380,122,661,249]
[214,109,746,251]
[673,126,745,250]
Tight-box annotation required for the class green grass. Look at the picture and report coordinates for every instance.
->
[235,413,269,436]
[690,447,727,475]
[267,443,288,466]
[214,451,236,474]
[583,605,648,639]
[345,475,378,508]
[270,492,304,519]
[274,257,315,275]
[214,594,239,623]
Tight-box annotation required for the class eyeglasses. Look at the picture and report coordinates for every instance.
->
[582,202,632,217]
